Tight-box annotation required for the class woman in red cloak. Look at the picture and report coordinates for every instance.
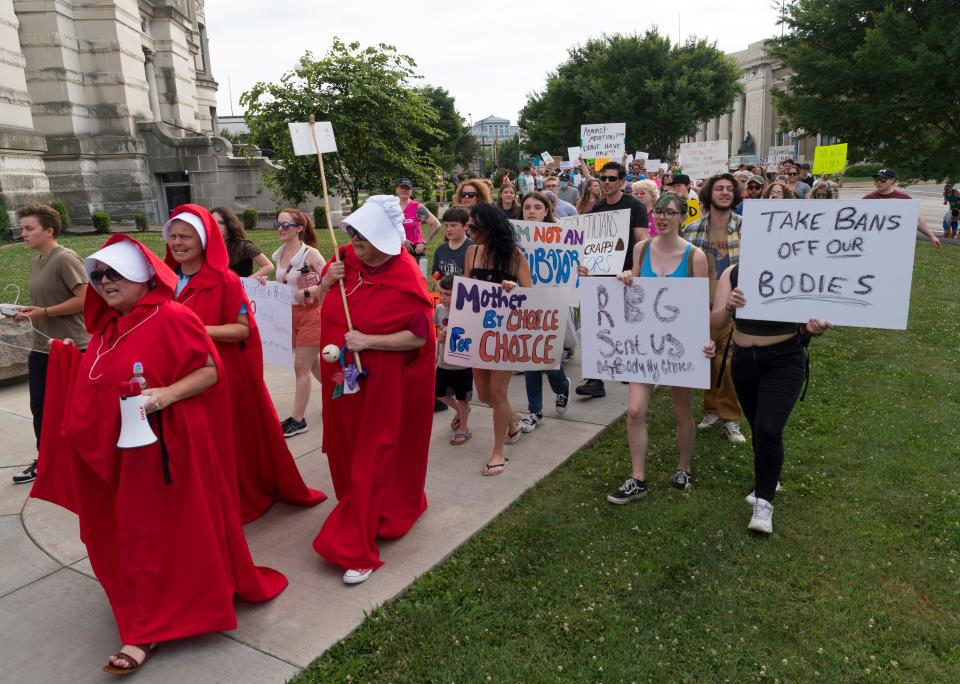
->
[314,195,435,585]
[162,204,325,523]
[30,235,287,675]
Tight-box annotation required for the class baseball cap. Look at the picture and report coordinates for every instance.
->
[874,168,896,180]
[397,178,413,188]
[668,173,691,186]
[747,174,766,187]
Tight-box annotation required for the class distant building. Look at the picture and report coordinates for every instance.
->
[470,116,518,147]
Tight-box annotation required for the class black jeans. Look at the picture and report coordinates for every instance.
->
[27,350,49,449]
[731,336,807,503]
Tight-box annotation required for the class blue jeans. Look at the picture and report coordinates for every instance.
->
[524,368,569,414]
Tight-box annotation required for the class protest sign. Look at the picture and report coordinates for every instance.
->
[541,151,554,164]
[645,158,661,173]
[812,143,848,174]
[580,277,710,389]
[443,277,570,371]
[288,121,337,156]
[559,160,575,170]
[738,199,920,329]
[580,123,626,159]
[562,210,630,276]
[679,141,729,180]
[635,151,649,161]
[592,157,612,172]
[625,154,634,165]
[767,145,793,165]
[567,146,582,162]
[683,198,701,227]
[659,163,669,173]
[241,278,294,369]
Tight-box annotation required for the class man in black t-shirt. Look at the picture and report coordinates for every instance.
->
[576,161,650,399]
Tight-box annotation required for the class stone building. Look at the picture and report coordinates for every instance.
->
[0,0,274,232]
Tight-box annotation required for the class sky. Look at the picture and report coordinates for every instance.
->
[205,1,784,127]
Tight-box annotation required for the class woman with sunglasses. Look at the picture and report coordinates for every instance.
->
[32,235,286,675]
[455,178,492,208]
[314,196,435,585]
[270,208,327,437]
[464,203,533,476]
[163,205,325,523]
[608,192,715,503]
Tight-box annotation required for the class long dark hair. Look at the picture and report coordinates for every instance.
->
[212,206,246,242]
[470,202,519,276]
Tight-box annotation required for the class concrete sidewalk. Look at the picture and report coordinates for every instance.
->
[0,356,627,682]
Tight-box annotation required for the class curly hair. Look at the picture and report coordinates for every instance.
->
[699,173,743,212]
[17,203,62,237]
[278,207,318,248]
[762,181,795,200]
[455,179,492,204]
[469,202,520,277]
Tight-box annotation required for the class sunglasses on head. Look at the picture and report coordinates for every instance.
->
[345,225,368,241]
[459,191,478,199]
[275,221,299,231]
[90,267,125,284]
[600,175,621,183]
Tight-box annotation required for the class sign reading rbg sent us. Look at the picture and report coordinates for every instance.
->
[738,199,920,329]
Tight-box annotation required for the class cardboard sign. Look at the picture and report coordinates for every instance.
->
[443,277,570,371]
[240,278,294,369]
[288,121,337,156]
[683,198,701,227]
[812,143,848,174]
[563,210,630,276]
[645,158,661,173]
[580,277,710,389]
[580,123,626,159]
[635,151,650,161]
[679,141,729,180]
[737,199,920,329]
[767,145,793,165]
[541,151,554,164]
[567,146,582,162]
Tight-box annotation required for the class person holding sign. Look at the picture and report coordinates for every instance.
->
[314,196,435,584]
[608,192,714,502]
[710,265,831,535]
[863,168,941,247]
[464,203,534,475]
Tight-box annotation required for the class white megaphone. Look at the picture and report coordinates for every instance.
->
[117,381,158,449]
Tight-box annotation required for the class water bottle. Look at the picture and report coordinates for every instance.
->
[418,257,428,279]
[130,362,148,390]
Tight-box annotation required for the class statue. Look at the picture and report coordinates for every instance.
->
[737,132,756,156]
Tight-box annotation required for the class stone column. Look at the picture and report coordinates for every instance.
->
[143,48,162,121]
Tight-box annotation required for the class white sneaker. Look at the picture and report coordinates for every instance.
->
[722,421,747,444]
[745,483,784,506]
[697,413,721,430]
[519,412,542,433]
[748,498,774,534]
[343,568,373,585]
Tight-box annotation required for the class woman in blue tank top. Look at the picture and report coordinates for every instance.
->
[607,192,715,504]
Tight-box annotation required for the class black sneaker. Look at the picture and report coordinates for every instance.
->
[607,477,647,504]
[281,417,308,438]
[12,460,37,485]
[670,469,693,491]
[434,399,449,413]
[575,379,606,398]
[555,379,570,415]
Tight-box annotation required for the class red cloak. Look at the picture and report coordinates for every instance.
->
[31,235,287,644]
[312,244,435,570]
[164,204,325,523]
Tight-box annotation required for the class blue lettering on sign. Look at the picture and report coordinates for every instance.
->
[524,247,581,287]
[482,310,503,328]
[449,327,472,353]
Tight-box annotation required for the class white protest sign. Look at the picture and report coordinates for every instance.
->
[580,277,710,389]
[240,278,294,369]
[580,123,626,159]
[567,146,582,162]
[659,163,669,173]
[288,121,337,156]
[738,199,920,329]
[443,277,571,371]
[645,158,661,173]
[635,151,650,161]
[541,151,554,164]
[625,154,634,165]
[559,161,575,170]
[767,145,793,165]
[562,210,630,276]
[679,140,729,180]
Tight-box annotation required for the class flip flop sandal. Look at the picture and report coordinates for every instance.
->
[103,643,158,675]
[482,459,509,476]
[450,431,472,445]
[451,415,460,431]
[504,427,522,445]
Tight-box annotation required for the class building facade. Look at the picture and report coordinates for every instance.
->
[470,115,518,147]
[1,0,273,231]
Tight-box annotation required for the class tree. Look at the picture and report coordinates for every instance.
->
[497,135,522,175]
[413,86,479,172]
[518,31,743,160]
[770,0,960,182]
[241,39,442,207]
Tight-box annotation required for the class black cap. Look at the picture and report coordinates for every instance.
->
[874,168,896,179]
[397,178,413,188]
[669,173,691,186]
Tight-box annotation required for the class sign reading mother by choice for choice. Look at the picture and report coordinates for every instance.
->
[443,277,571,372]
[737,199,920,329]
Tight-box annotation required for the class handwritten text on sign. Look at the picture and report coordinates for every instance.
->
[580,123,626,159]
[240,278,294,370]
[580,277,710,389]
[288,121,337,156]
[444,277,570,371]
[737,199,920,329]
[561,210,630,276]
[812,143,848,174]
[679,140,729,180]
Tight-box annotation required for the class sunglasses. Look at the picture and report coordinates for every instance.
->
[89,268,125,284]
[459,191,478,199]
[787,172,799,176]
[345,225,368,241]
[652,209,681,218]
[599,176,621,183]
[275,221,299,231]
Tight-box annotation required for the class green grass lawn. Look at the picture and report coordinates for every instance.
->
[294,243,960,683]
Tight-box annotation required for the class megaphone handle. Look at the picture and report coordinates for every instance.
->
[149,411,173,485]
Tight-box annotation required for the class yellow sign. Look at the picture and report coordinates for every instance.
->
[683,198,701,227]
[593,157,612,172]
[812,143,848,174]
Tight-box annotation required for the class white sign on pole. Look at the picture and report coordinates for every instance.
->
[240,278,295,369]
[443,277,571,371]
[580,277,711,389]
[659,163,669,173]
[580,123,626,159]
[635,151,650,161]
[567,146,582,162]
[738,199,920,329]
[624,154,634,165]
[288,121,337,156]
[679,140,729,180]
[767,145,793,165]
[645,158,661,173]
[541,151,554,164]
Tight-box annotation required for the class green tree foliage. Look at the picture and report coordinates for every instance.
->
[91,211,111,234]
[241,39,442,207]
[412,86,479,173]
[771,0,960,182]
[497,135,522,174]
[519,31,743,159]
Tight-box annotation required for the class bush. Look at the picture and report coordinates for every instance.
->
[242,208,258,230]
[0,195,10,241]
[91,211,111,234]
[313,205,329,232]
[134,213,147,232]
[425,201,440,218]
[444,189,454,203]
[51,201,71,232]
[844,162,882,177]
[420,188,432,202]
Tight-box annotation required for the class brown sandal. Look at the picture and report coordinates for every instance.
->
[103,643,158,675]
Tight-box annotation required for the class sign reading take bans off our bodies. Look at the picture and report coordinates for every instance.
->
[579,277,711,389]
[443,277,571,372]
[737,199,920,329]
